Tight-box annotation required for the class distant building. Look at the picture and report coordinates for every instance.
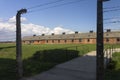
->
[22,30,120,44]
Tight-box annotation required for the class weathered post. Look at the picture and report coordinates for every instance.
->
[16,9,27,79]
[96,0,109,80]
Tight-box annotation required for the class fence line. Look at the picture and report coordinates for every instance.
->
[104,45,117,68]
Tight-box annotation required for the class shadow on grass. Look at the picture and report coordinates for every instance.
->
[23,49,79,76]
[0,49,79,80]
[0,58,17,80]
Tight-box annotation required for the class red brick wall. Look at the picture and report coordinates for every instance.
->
[23,38,120,45]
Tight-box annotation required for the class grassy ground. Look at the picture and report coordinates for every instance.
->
[0,44,120,80]
[0,43,96,59]
[22,44,96,59]
[0,43,96,80]
[105,52,120,80]
[0,43,119,80]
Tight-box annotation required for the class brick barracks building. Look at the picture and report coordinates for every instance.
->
[22,29,120,45]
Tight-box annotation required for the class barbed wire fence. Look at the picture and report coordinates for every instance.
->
[1,0,120,80]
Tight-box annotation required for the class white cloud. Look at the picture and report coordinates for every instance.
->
[21,24,74,35]
[0,22,15,31]
[52,27,74,34]
[0,16,74,41]
[8,16,27,23]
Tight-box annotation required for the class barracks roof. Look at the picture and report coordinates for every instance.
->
[22,31,120,41]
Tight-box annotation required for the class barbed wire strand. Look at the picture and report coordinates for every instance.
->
[104,17,120,20]
[104,8,120,12]
[104,5,120,10]
[28,0,85,14]
[27,0,65,10]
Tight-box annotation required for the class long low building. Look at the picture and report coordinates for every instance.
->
[22,30,120,44]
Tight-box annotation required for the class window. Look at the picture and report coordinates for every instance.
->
[106,38,109,42]
[64,40,66,43]
[79,39,82,42]
[72,39,74,43]
[117,38,120,42]
[87,39,90,42]
[58,40,60,43]
[46,40,48,43]
[37,40,39,43]
[52,40,54,43]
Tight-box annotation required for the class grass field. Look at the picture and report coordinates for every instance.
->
[0,43,119,80]
[0,43,97,59]
[0,43,96,80]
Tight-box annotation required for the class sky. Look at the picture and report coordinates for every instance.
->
[0,0,120,41]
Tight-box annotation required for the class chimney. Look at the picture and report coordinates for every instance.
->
[33,34,36,37]
[89,30,93,33]
[62,32,65,35]
[75,31,78,34]
[106,29,111,32]
[51,33,54,35]
[42,34,45,36]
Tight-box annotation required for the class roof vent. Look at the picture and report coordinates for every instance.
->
[42,34,45,36]
[75,31,78,34]
[106,29,111,32]
[89,30,93,33]
[62,32,65,35]
[33,34,36,36]
[51,33,54,35]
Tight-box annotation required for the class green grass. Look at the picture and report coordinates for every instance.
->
[23,49,79,76]
[0,43,119,80]
[0,43,96,80]
[105,52,120,80]
[7,44,96,59]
